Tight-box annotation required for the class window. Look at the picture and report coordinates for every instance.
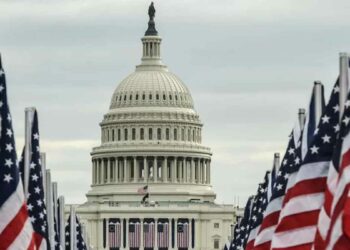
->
[119,96,122,101]
[130,95,132,100]
[107,129,109,141]
[156,94,159,100]
[142,94,145,100]
[193,130,195,141]
[214,223,220,228]
[169,95,172,100]
[124,95,126,101]
[214,239,220,249]
[149,128,153,140]
[174,128,178,140]
[175,95,178,101]
[157,128,162,140]
[163,94,166,100]
[188,129,191,141]
[166,128,170,140]
[140,128,144,140]
[112,129,115,141]
[149,94,152,100]
[136,94,139,100]
[132,128,136,140]
[118,129,121,141]
[124,128,128,140]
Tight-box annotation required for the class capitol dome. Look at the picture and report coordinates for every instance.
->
[110,70,194,109]
[87,9,215,204]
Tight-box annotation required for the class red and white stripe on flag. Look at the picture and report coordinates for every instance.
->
[129,222,141,248]
[143,222,155,248]
[177,222,189,249]
[108,222,121,248]
[157,222,169,248]
[326,133,350,248]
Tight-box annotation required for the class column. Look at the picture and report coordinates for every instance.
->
[154,157,158,182]
[174,218,178,249]
[203,160,207,184]
[123,157,127,183]
[199,160,202,184]
[163,157,168,182]
[181,158,185,183]
[144,157,148,182]
[134,157,138,182]
[98,219,104,249]
[172,157,177,183]
[107,158,111,183]
[114,157,118,183]
[105,218,109,249]
[92,160,95,184]
[101,159,105,183]
[208,160,211,184]
[125,219,129,250]
[184,159,188,183]
[191,158,195,183]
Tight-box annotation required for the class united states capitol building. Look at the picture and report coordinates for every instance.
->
[73,5,235,250]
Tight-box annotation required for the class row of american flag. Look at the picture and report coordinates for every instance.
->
[225,53,350,250]
[108,219,189,249]
[0,55,89,249]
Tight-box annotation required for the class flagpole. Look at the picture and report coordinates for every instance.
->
[298,108,306,131]
[24,107,35,197]
[46,169,55,250]
[339,52,349,120]
[273,153,280,172]
[313,81,324,125]
[70,205,76,250]
[58,196,66,248]
[52,182,58,236]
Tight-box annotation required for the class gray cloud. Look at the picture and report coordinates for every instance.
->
[1,0,348,205]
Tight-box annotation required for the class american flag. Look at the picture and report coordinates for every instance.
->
[157,221,169,249]
[0,56,35,249]
[245,172,270,250]
[65,215,87,250]
[143,221,155,248]
[326,88,350,248]
[253,126,301,249]
[231,196,254,250]
[177,221,189,249]
[19,110,50,249]
[109,220,121,249]
[128,221,141,248]
[272,79,340,249]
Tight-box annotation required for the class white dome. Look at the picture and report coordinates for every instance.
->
[109,70,194,109]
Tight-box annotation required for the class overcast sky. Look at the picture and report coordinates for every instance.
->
[1,0,350,206]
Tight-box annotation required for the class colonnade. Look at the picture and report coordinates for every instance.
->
[92,156,211,185]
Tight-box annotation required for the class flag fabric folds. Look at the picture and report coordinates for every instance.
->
[20,111,50,249]
[0,56,35,249]
[65,214,87,250]
[143,221,155,248]
[157,220,169,249]
[128,221,141,248]
[109,219,121,249]
[177,220,189,249]
[272,79,340,250]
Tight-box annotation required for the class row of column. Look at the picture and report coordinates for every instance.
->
[143,40,161,58]
[92,156,211,185]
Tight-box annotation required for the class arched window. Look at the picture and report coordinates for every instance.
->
[140,128,144,140]
[157,128,162,140]
[142,94,146,100]
[119,96,122,101]
[181,128,185,141]
[132,128,136,140]
[156,94,159,100]
[124,128,128,140]
[149,128,153,140]
[129,95,132,100]
[174,128,178,140]
[118,129,121,141]
[175,95,178,101]
[112,129,115,141]
[136,94,139,100]
[149,94,152,100]
[163,94,166,100]
[107,129,110,142]
[166,128,170,140]
[124,95,127,101]
[169,95,172,100]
